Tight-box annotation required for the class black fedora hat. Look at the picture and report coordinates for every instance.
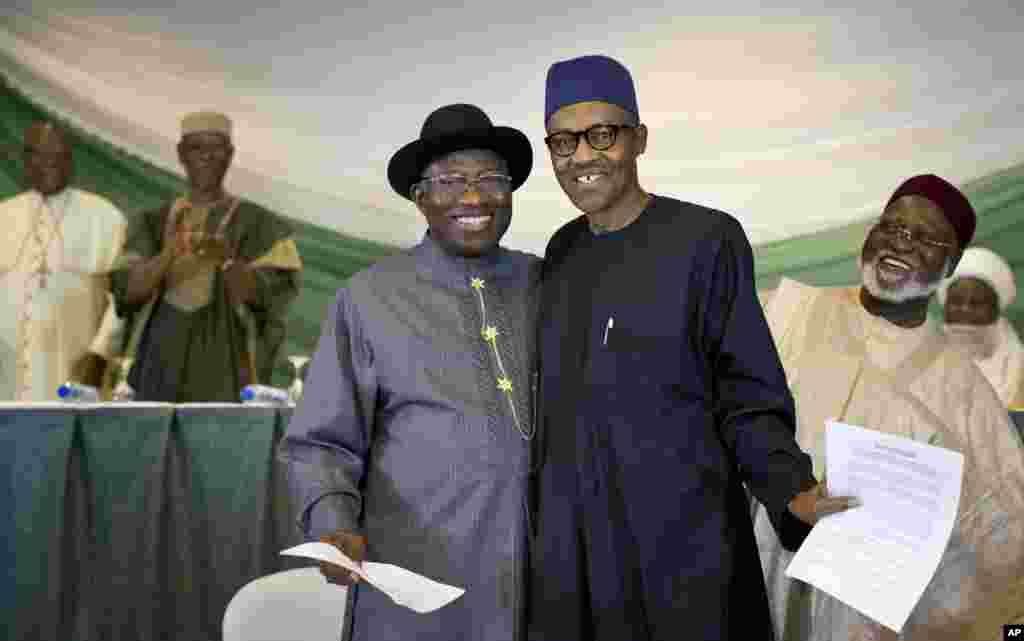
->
[388,103,532,201]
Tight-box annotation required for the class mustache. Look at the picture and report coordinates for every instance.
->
[860,253,933,280]
[561,162,612,176]
[860,255,950,303]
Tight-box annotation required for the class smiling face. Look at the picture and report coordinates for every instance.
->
[860,195,960,303]
[178,131,233,194]
[24,122,72,196]
[545,100,646,219]
[413,148,512,258]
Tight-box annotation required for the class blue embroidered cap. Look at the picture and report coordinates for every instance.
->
[544,54,638,125]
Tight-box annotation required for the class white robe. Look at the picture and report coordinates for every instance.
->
[0,188,126,401]
[754,277,1024,641]
[971,317,1024,408]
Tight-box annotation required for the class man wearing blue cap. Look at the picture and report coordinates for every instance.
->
[527,55,855,640]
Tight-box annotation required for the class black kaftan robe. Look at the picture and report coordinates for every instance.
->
[527,195,816,641]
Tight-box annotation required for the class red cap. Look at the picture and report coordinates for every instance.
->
[886,174,976,250]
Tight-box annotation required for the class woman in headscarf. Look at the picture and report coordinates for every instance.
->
[939,246,1024,409]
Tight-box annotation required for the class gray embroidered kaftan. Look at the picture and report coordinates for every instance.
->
[278,232,539,641]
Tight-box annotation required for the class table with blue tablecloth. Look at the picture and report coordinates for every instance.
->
[0,403,305,641]
[4,406,1023,641]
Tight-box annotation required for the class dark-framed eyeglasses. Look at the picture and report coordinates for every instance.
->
[544,123,636,157]
[414,173,513,199]
[872,219,956,251]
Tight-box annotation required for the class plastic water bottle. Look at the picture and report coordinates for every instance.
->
[240,384,291,405]
[57,382,100,402]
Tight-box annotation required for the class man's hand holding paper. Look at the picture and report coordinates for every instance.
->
[317,530,367,587]
[281,542,466,614]
[785,420,965,634]
[788,475,861,526]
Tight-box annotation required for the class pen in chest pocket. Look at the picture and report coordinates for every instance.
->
[603,317,614,346]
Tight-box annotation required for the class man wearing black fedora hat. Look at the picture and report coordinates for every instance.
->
[279,103,539,640]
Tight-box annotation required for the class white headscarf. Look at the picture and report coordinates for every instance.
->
[937,247,1016,310]
[938,247,1024,406]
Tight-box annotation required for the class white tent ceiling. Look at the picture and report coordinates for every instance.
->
[2,1,1023,255]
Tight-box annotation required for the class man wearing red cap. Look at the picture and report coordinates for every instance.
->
[755,174,1024,640]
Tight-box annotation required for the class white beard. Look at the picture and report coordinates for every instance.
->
[859,255,950,303]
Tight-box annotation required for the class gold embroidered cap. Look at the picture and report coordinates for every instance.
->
[181,111,232,138]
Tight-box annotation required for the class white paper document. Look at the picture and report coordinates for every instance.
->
[280,542,465,614]
[785,420,964,633]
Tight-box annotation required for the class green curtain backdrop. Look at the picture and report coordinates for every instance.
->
[3,72,1024,360]
[0,75,400,389]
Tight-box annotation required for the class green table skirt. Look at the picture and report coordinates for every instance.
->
[0,404,305,641]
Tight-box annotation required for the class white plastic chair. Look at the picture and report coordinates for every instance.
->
[223,567,348,641]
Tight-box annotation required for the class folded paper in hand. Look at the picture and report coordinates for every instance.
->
[280,542,465,614]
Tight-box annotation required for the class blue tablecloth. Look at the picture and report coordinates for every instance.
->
[4,405,1022,640]
[0,403,303,641]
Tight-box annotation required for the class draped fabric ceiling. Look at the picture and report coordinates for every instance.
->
[2,2,1024,372]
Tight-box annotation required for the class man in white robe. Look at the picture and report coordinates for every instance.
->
[0,121,126,401]
[754,174,1024,641]
[938,246,1024,409]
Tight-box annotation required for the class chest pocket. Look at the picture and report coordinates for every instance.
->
[607,326,663,352]
[593,325,681,388]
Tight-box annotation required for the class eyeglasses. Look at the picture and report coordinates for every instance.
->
[872,219,956,251]
[544,123,636,157]
[414,173,512,199]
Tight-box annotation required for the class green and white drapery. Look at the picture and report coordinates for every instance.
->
[2,73,1024,381]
